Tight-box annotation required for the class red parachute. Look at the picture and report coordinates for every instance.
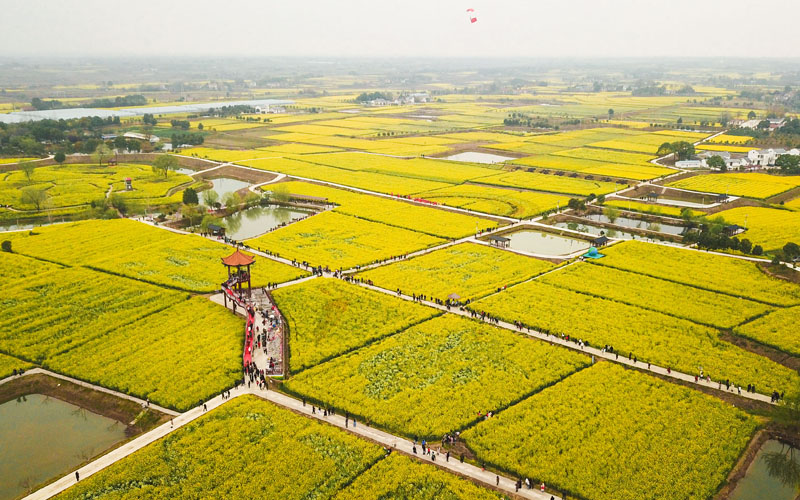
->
[466,8,477,24]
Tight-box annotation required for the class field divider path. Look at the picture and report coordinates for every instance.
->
[0,368,179,416]
[348,279,776,406]
[24,386,559,500]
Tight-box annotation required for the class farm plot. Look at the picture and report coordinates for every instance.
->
[736,306,800,356]
[265,181,497,238]
[334,453,504,500]
[0,163,192,210]
[511,154,671,180]
[597,240,800,306]
[0,266,181,362]
[245,211,445,269]
[284,315,589,438]
[539,262,773,328]
[667,172,800,199]
[462,362,757,500]
[602,199,699,218]
[301,152,500,184]
[358,242,553,302]
[242,157,452,195]
[715,206,800,252]
[177,147,268,162]
[0,352,33,379]
[272,279,437,372]
[472,279,799,394]
[47,297,243,411]
[477,170,622,196]
[696,144,753,153]
[55,396,385,500]
[417,183,569,218]
[7,219,308,292]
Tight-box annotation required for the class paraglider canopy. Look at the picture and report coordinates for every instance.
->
[466,8,477,23]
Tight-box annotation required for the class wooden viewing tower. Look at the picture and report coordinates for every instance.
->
[222,249,254,305]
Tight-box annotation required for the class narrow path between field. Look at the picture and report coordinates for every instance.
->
[23,386,559,500]
[1,368,179,416]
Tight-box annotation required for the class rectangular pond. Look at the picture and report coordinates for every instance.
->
[504,229,592,256]
[583,213,686,235]
[444,152,514,164]
[206,177,252,200]
[221,205,316,240]
[0,394,127,500]
[730,440,797,500]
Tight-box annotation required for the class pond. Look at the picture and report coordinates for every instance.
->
[221,205,315,240]
[0,394,127,500]
[444,152,514,164]
[175,167,197,176]
[730,440,797,500]
[504,229,591,256]
[206,177,252,200]
[583,213,686,235]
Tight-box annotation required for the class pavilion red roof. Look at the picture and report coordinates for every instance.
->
[221,249,255,267]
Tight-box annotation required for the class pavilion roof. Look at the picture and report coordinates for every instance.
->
[221,249,255,267]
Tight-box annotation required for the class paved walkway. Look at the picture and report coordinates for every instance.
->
[0,368,179,416]
[24,387,559,500]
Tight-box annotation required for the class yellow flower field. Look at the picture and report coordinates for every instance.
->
[334,454,502,500]
[7,219,308,292]
[418,183,569,218]
[302,152,500,184]
[0,157,37,164]
[0,163,193,210]
[511,154,672,180]
[477,170,623,196]
[463,362,757,500]
[598,241,800,306]
[539,262,773,328]
[48,297,243,411]
[708,134,754,144]
[472,279,799,393]
[358,242,553,302]
[273,278,437,372]
[667,172,800,199]
[736,306,800,356]
[0,352,33,378]
[603,198,699,218]
[696,144,754,153]
[177,147,270,162]
[284,315,589,438]
[266,181,497,238]
[245,211,445,269]
[56,396,386,499]
[242,157,452,195]
[715,206,800,251]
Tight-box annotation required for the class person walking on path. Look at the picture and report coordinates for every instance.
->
[75,471,79,482]
[496,476,500,486]
[203,403,207,412]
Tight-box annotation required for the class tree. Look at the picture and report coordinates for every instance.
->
[604,206,620,223]
[222,191,242,209]
[608,108,614,120]
[202,189,220,209]
[753,245,764,256]
[784,242,800,262]
[706,155,727,171]
[54,151,66,165]
[152,154,178,178]
[657,142,674,157]
[113,135,127,151]
[1,240,11,252]
[244,191,261,207]
[183,204,202,226]
[142,113,157,126]
[758,120,771,130]
[740,238,753,254]
[198,123,204,130]
[200,214,224,233]
[672,141,695,161]
[108,193,128,215]
[271,184,290,203]
[677,117,683,124]
[182,187,199,205]
[776,154,800,175]
[748,110,757,119]
[20,187,49,211]
[126,139,142,153]
[92,144,112,165]
[19,161,35,183]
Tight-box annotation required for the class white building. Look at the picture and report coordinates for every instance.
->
[123,132,159,143]
[675,159,704,169]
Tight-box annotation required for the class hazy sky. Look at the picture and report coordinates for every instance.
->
[2,0,799,58]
